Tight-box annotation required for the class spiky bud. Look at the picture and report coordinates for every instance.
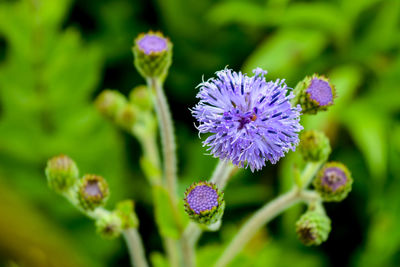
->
[184,181,225,225]
[115,200,139,229]
[133,31,172,80]
[95,213,122,239]
[78,175,109,210]
[45,155,79,192]
[298,130,331,162]
[129,85,153,111]
[313,162,353,202]
[95,90,127,120]
[293,74,336,114]
[296,210,331,246]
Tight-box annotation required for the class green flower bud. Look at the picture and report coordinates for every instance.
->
[129,85,153,111]
[132,31,172,80]
[115,104,137,130]
[45,155,79,193]
[296,210,331,246]
[293,74,336,115]
[78,174,109,211]
[313,162,353,202]
[184,181,225,225]
[95,212,122,239]
[95,90,127,120]
[115,200,139,229]
[299,130,331,162]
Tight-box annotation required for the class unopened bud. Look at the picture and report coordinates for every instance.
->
[129,85,153,111]
[115,200,139,229]
[293,74,336,114]
[115,104,137,130]
[299,130,331,162]
[95,213,122,239]
[78,174,109,210]
[133,31,172,80]
[45,155,79,192]
[296,210,331,246]
[95,90,127,120]
[184,181,225,225]
[313,162,353,202]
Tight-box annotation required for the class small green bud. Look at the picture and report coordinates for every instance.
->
[184,181,225,225]
[95,90,127,120]
[115,200,139,229]
[45,155,79,192]
[296,210,331,246]
[129,85,153,111]
[78,174,109,211]
[293,74,336,115]
[133,31,172,80]
[95,213,122,239]
[313,162,353,202]
[115,104,137,130]
[299,130,331,162]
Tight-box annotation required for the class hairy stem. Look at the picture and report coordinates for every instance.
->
[123,228,150,267]
[147,77,178,199]
[214,189,319,267]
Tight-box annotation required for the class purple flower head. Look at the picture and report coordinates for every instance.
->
[137,33,168,55]
[186,185,218,214]
[306,78,334,106]
[184,181,225,225]
[192,68,303,171]
[321,167,348,191]
[314,162,353,202]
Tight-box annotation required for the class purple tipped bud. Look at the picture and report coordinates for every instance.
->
[45,155,79,192]
[137,34,168,55]
[78,174,109,210]
[313,162,353,202]
[184,181,225,225]
[133,31,172,79]
[296,210,331,246]
[293,74,336,114]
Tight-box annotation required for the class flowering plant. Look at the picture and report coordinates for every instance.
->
[45,31,352,267]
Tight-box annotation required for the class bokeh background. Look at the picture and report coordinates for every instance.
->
[0,0,399,266]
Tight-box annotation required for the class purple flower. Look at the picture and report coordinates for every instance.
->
[306,78,334,106]
[136,33,168,55]
[186,184,218,214]
[192,68,303,171]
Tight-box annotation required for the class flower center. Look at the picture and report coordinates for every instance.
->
[322,167,347,191]
[187,185,218,214]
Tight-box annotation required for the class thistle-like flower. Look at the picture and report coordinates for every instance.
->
[184,181,225,225]
[313,162,353,202]
[192,68,303,171]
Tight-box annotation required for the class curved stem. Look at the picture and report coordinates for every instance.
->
[123,228,149,267]
[214,189,319,267]
[210,160,236,189]
[300,161,324,189]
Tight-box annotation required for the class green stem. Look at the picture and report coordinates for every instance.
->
[300,161,324,189]
[214,189,319,267]
[123,228,150,267]
[147,77,178,199]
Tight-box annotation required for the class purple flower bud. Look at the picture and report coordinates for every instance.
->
[137,34,168,55]
[292,74,336,114]
[78,174,109,210]
[184,181,225,225]
[306,78,334,107]
[133,31,172,79]
[313,162,353,202]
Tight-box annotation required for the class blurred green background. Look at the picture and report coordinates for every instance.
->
[0,0,399,266]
